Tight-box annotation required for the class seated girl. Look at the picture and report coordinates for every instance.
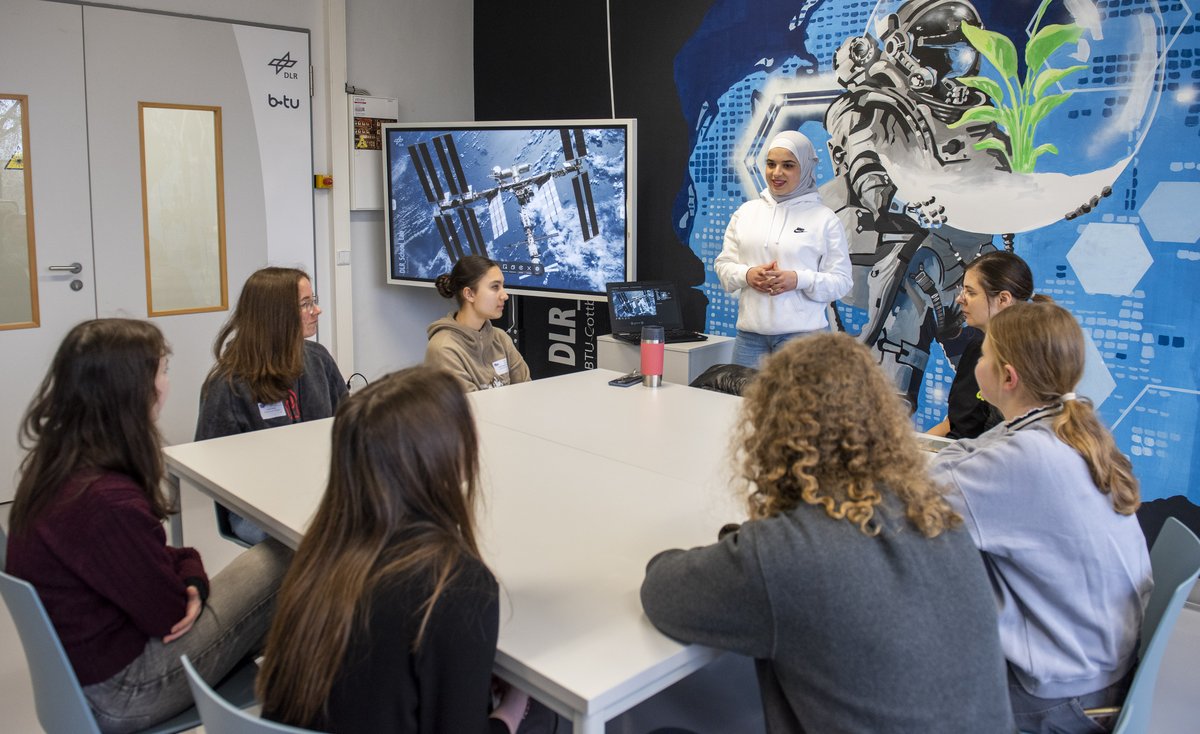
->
[639,333,1014,733]
[196,266,348,543]
[426,255,531,392]
[929,301,1151,733]
[929,250,1041,439]
[257,366,534,733]
[6,319,290,734]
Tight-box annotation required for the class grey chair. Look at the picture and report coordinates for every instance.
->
[1103,517,1200,733]
[182,654,317,733]
[0,568,259,734]
[688,363,757,396]
[1018,516,1200,734]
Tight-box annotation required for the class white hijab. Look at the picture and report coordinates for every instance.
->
[765,131,819,202]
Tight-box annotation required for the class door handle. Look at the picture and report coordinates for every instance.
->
[48,263,83,274]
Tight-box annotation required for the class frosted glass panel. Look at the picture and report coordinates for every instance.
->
[0,95,38,329]
[140,103,227,315]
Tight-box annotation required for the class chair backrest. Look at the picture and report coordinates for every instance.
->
[1,522,8,571]
[1112,516,1200,734]
[0,570,102,734]
[181,655,315,734]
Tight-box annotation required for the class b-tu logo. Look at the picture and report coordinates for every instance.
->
[268,94,300,109]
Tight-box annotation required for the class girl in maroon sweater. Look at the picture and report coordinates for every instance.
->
[6,319,290,734]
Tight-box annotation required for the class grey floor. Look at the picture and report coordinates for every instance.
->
[2,490,1196,733]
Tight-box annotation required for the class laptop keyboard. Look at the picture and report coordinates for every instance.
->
[613,329,708,345]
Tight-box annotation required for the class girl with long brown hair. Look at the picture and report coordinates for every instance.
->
[196,266,347,543]
[257,366,532,733]
[930,301,1150,733]
[640,333,1013,732]
[6,319,289,733]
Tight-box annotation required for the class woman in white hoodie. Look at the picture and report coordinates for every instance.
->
[715,131,852,368]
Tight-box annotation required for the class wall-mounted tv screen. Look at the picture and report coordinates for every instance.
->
[383,119,636,301]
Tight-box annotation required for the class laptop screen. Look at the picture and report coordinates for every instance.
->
[605,281,685,334]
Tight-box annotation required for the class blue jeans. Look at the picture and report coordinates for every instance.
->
[1007,665,1131,734]
[229,511,270,545]
[731,329,819,369]
[82,539,291,733]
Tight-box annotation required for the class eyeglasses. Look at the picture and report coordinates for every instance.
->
[299,296,319,313]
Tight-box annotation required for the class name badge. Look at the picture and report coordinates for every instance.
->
[258,401,287,420]
[492,358,510,376]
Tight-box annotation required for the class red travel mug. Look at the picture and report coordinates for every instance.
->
[640,325,665,387]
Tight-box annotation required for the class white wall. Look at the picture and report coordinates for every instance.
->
[345,0,474,379]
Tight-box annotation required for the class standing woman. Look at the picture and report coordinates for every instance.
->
[258,366,532,733]
[930,301,1150,733]
[196,266,348,544]
[426,254,531,392]
[929,250,1039,439]
[5,319,290,734]
[640,334,1014,732]
[714,131,852,368]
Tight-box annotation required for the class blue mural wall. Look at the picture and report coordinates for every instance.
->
[672,0,1200,502]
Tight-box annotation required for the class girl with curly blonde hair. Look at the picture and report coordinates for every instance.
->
[740,332,957,535]
[640,333,1013,733]
[930,301,1150,733]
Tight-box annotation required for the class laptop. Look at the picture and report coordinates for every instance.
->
[605,281,708,344]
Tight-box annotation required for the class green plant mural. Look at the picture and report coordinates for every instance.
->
[949,0,1087,173]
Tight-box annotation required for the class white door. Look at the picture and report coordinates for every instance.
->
[0,1,97,502]
[0,3,314,501]
[81,6,314,449]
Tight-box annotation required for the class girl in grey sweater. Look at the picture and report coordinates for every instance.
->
[196,267,348,543]
[640,333,1014,733]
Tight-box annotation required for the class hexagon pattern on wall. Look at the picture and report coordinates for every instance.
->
[1079,329,1117,409]
[1140,182,1200,244]
[1067,223,1153,296]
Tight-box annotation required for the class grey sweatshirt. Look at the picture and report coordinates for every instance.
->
[640,494,1015,734]
[930,405,1152,699]
[195,340,347,440]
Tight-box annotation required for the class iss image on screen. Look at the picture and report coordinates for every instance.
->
[384,121,635,299]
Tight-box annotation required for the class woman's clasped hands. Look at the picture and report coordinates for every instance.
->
[747,261,798,296]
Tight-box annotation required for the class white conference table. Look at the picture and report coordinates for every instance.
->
[164,369,746,733]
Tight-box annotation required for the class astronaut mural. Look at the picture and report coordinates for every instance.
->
[674,0,1200,501]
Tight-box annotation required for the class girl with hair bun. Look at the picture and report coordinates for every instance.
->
[930,301,1150,733]
[426,255,530,392]
[931,250,1045,439]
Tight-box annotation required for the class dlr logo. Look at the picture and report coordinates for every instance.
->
[548,308,576,366]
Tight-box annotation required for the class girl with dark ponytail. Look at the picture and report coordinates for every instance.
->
[930,250,1044,439]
